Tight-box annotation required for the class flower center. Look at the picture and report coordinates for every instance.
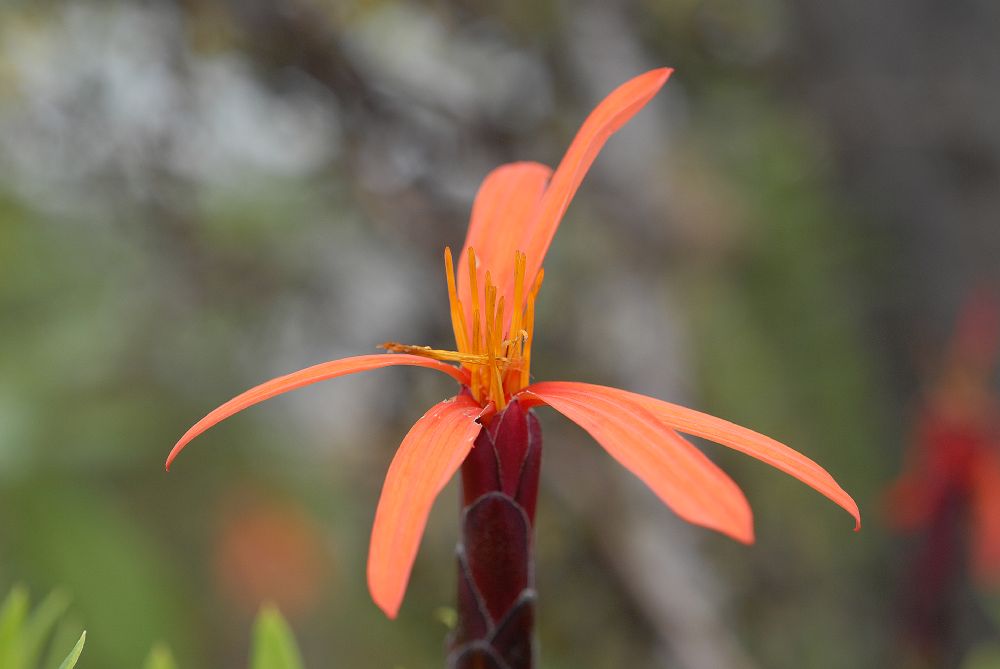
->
[381,247,543,409]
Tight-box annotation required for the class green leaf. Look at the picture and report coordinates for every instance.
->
[4,485,196,667]
[43,621,84,669]
[0,586,29,669]
[22,590,71,669]
[142,644,178,669]
[56,631,85,669]
[250,605,305,669]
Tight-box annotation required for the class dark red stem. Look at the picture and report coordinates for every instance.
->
[448,399,541,669]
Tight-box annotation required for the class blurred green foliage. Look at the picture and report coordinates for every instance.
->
[143,646,179,669]
[251,606,305,669]
[0,588,309,669]
[56,633,85,669]
[0,587,84,669]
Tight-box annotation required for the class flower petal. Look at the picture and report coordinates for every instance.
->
[457,69,672,321]
[457,162,552,322]
[368,395,489,618]
[521,382,753,543]
[166,354,467,470]
[529,382,860,530]
[627,390,860,530]
[520,68,672,291]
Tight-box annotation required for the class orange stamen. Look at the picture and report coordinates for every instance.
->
[508,251,526,358]
[379,343,502,366]
[521,268,544,388]
[443,248,469,353]
[387,248,543,409]
[468,248,481,352]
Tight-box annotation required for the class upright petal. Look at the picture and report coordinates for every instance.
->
[521,383,753,543]
[457,162,551,323]
[167,354,468,470]
[528,382,861,530]
[457,69,672,321]
[368,395,489,618]
[520,68,672,291]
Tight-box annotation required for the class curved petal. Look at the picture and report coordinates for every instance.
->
[166,354,468,470]
[457,162,552,322]
[520,68,672,291]
[521,383,753,543]
[527,382,861,530]
[368,395,489,618]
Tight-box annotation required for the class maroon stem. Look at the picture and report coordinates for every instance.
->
[448,399,542,669]
[900,487,965,663]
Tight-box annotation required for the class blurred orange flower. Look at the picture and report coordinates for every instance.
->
[888,291,1000,586]
[169,68,859,620]
[213,488,331,619]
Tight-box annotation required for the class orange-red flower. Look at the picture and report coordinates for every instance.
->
[168,69,860,620]
[212,487,331,619]
[887,291,1000,586]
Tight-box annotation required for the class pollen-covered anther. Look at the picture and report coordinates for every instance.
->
[378,342,510,366]
[503,331,529,350]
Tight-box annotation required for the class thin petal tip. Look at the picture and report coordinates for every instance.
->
[844,498,862,532]
[376,599,400,620]
[368,578,402,619]
[650,67,674,83]
[164,442,184,471]
[616,68,674,104]
[630,67,673,93]
[728,514,755,545]
[725,523,755,546]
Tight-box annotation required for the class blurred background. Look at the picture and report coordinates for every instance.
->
[1,1,998,667]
